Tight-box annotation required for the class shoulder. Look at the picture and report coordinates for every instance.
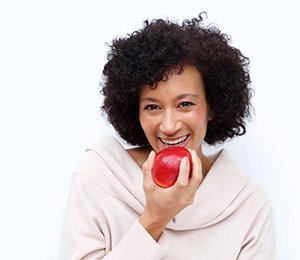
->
[69,135,145,202]
[127,146,151,168]
[72,136,129,181]
[86,135,124,157]
[207,148,273,211]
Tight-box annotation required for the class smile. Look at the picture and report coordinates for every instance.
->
[160,135,189,146]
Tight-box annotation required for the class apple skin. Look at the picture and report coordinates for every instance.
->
[152,146,193,188]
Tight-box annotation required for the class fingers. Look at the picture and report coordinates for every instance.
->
[142,149,203,199]
[142,150,156,188]
[176,156,190,187]
[172,150,203,205]
[186,150,203,193]
[170,156,190,195]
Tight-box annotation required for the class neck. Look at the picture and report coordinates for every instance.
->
[196,146,214,179]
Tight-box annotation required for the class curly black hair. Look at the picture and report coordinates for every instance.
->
[101,13,253,146]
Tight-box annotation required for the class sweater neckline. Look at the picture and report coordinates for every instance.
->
[88,136,254,230]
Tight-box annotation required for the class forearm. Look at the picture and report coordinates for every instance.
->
[139,213,167,241]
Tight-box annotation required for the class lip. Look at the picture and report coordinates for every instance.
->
[159,134,190,149]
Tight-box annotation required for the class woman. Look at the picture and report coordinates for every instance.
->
[60,13,276,259]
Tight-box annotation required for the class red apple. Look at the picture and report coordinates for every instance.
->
[152,146,192,188]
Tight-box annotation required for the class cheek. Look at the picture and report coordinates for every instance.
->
[188,106,209,123]
[139,113,146,129]
[139,112,152,133]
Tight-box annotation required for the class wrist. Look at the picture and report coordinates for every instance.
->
[139,210,168,241]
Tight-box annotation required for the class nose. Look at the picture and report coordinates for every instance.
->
[159,110,181,135]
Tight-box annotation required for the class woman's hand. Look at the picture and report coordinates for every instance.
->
[139,149,203,240]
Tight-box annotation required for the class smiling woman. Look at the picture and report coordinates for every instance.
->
[60,13,277,259]
[139,66,209,152]
[138,66,214,178]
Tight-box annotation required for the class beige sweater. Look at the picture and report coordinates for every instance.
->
[60,136,277,259]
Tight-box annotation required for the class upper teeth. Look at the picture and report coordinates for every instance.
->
[161,135,189,146]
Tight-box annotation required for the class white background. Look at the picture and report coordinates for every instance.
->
[0,0,299,259]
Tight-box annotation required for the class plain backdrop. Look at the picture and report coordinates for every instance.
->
[0,0,299,259]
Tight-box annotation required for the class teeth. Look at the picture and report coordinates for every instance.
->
[161,135,189,146]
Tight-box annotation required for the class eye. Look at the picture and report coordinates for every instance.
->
[179,101,194,108]
[144,104,160,111]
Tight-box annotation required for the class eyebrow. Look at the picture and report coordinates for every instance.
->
[140,93,199,102]
[175,93,199,100]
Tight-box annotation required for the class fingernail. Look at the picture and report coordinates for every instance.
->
[150,151,155,158]
[183,156,188,165]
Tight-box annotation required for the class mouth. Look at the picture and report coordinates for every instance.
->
[159,134,190,147]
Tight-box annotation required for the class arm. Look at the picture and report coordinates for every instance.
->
[139,150,203,241]
[60,173,106,259]
[60,173,169,260]
[237,201,277,260]
[60,148,203,259]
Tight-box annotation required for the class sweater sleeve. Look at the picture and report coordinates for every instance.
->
[237,200,277,260]
[60,173,169,260]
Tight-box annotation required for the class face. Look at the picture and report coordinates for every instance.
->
[139,66,210,156]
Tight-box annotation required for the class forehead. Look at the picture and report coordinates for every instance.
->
[140,66,205,98]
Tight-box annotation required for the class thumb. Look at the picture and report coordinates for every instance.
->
[142,150,156,185]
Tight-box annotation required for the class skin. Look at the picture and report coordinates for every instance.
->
[139,65,210,156]
[128,65,214,241]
